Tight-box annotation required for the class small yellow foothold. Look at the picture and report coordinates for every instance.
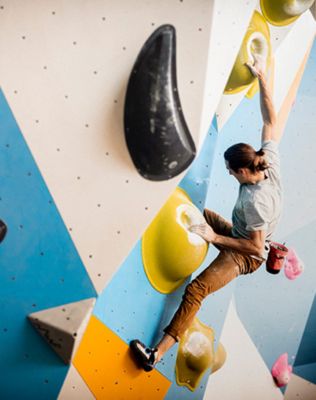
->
[224,10,271,96]
[175,318,215,391]
[260,0,314,27]
[142,187,208,294]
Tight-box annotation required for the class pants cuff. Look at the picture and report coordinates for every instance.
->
[163,326,181,342]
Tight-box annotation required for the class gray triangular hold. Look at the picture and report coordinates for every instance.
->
[28,297,96,364]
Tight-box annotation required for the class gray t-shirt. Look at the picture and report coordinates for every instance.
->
[231,140,282,259]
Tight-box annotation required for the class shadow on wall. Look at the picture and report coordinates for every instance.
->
[294,294,316,383]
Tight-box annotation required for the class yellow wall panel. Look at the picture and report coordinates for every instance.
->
[73,316,171,399]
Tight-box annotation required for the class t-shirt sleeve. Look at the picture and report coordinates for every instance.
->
[244,197,270,232]
[262,140,280,168]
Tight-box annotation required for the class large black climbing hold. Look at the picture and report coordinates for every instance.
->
[124,25,196,181]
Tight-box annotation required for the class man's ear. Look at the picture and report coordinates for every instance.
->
[238,168,247,176]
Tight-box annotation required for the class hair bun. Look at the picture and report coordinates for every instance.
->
[256,148,265,156]
[254,148,269,171]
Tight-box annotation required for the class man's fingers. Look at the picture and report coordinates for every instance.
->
[189,224,205,233]
[253,53,265,65]
[245,62,258,77]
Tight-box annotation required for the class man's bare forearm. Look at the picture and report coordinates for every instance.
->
[258,74,277,126]
[213,234,263,257]
[246,57,279,143]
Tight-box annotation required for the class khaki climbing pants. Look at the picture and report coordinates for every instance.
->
[164,209,263,342]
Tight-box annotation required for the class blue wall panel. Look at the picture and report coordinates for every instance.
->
[0,90,97,399]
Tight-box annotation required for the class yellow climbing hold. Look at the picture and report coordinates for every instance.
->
[260,0,315,27]
[212,342,227,374]
[175,318,215,391]
[224,11,271,95]
[142,187,208,294]
[246,79,259,99]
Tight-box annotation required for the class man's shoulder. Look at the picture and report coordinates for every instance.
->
[244,184,272,204]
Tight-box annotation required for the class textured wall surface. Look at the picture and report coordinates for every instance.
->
[1,0,316,399]
[0,0,217,294]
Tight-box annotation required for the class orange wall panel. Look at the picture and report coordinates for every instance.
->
[73,316,171,399]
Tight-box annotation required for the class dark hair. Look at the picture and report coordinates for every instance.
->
[224,143,269,173]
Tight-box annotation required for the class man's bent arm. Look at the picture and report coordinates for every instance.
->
[213,230,266,258]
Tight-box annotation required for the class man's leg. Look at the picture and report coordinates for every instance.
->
[162,249,239,344]
[131,249,261,370]
[130,209,261,369]
[155,251,261,362]
[130,250,240,369]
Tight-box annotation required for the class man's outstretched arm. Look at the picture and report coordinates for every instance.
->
[247,56,280,145]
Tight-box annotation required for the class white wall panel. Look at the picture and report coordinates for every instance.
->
[58,366,95,400]
[203,300,283,400]
[284,374,316,400]
[0,0,216,292]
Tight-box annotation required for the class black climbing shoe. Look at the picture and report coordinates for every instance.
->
[130,339,158,372]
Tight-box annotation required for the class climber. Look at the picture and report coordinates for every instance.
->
[130,54,283,372]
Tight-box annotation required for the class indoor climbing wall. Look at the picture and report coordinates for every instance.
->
[0,1,316,400]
